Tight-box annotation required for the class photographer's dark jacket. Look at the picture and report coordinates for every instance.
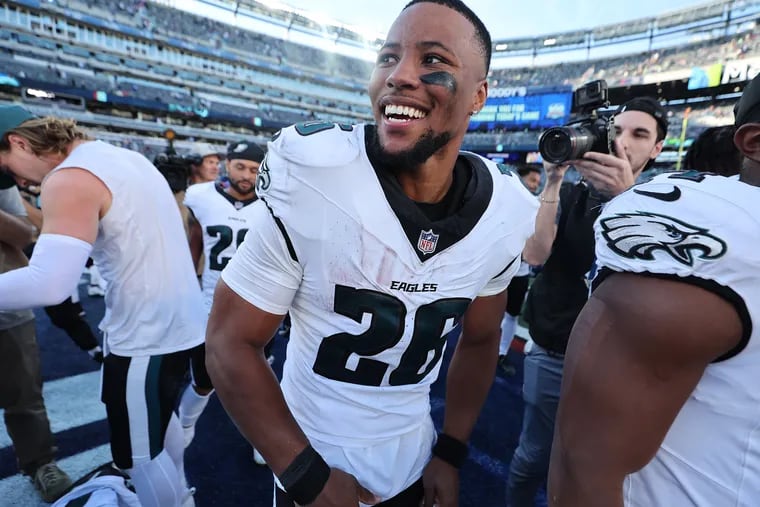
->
[523,181,608,355]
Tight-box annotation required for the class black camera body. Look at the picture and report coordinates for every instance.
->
[154,151,191,193]
[153,129,191,193]
[538,80,615,164]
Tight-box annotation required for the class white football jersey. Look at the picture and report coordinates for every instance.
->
[50,141,205,356]
[184,182,258,313]
[594,172,760,507]
[222,122,538,497]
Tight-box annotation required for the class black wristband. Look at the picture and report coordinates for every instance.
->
[278,445,331,505]
[432,433,469,469]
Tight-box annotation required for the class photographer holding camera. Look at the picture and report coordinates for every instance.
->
[505,92,667,507]
[188,142,224,187]
[153,134,225,241]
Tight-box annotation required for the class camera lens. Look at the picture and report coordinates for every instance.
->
[539,128,573,164]
[539,125,597,164]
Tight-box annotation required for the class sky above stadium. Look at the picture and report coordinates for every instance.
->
[278,0,707,39]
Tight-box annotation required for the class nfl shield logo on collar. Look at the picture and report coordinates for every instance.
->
[417,229,439,255]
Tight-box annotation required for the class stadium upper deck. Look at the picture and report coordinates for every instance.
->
[0,0,757,156]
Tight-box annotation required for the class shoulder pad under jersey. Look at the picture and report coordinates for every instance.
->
[268,121,362,168]
[183,181,214,208]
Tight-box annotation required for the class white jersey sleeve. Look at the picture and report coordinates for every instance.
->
[222,123,361,315]
[478,164,538,297]
[595,172,735,281]
[220,200,302,315]
[182,182,200,211]
[479,254,522,297]
[594,171,756,347]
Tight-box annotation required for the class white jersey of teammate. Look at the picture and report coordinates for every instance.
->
[222,122,538,498]
[51,141,205,356]
[593,171,760,506]
[184,181,258,313]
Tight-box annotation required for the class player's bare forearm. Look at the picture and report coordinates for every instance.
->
[522,193,559,266]
[441,292,505,441]
[205,281,310,477]
[442,329,499,441]
[206,338,309,474]
[187,213,203,269]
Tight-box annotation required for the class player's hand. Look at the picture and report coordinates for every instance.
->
[570,138,635,197]
[542,161,570,186]
[308,468,379,507]
[421,457,459,507]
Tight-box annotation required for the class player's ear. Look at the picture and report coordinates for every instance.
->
[472,79,488,114]
[6,134,27,152]
[650,139,665,160]
[734,123,760,160]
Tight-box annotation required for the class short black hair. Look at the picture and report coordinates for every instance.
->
[516,164,541,177]
[734,73,760,127]
[682,125,741,177]
[615,96,668,142]
[403,0,492,74]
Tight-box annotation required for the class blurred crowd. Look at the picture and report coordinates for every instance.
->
[490,33,759,88]
[50,0,374,81]
[1,0,755,157]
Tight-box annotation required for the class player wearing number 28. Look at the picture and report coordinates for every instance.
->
[184,140,266,314]
[205,1,538,506]
[176,140,267,451]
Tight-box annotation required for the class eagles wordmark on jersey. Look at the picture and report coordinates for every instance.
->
[594,171,760,507]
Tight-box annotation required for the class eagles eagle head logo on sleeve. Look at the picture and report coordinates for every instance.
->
[255,155,271,193]
[600,212,727,266]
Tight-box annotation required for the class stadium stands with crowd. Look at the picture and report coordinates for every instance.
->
[0,0,757,169]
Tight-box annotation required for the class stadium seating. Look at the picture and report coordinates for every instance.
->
[1,0,757,166]
[489,34,759,89]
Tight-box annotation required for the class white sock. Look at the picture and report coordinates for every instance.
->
[164,414,188,488]
[127,450,183,507]
[89,264,102,284]
[178,385,212,428]
[499,313,517,356]
[89,264,107,290]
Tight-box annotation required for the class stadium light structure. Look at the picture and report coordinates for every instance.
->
[488,0,759,63]
[236,0,382,51]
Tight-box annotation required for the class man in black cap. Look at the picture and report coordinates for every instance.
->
[506,96,667,506]
[548,73,760,506]
[178,140,268,455]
